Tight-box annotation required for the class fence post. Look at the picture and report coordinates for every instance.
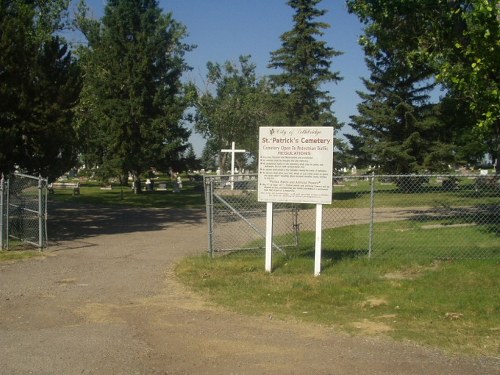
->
[43,177,48,249]
[38,175,44,250]
[5,175,9,249]
[204,176,214,257]
[368,172,375,258]
[0,174,4,249]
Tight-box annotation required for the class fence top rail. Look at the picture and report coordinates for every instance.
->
[12,172,47,182]
[204,173,258,179]
[203,173,495,180]
[364,174,496,178]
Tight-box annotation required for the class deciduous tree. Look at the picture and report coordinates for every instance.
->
[192,55,270,172]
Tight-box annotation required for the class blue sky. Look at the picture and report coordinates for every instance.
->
[79,0,368,155]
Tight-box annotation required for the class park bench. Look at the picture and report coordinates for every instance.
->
[48,182,80,195]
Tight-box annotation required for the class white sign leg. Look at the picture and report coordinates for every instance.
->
[265,202,273,272]
[314,204,323,276]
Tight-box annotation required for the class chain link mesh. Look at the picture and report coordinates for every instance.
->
[205,174,500,260]
[0,173,48,249]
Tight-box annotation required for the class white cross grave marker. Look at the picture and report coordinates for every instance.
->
[221,141,246,190]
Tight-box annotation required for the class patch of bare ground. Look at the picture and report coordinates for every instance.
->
[383,260,445,280]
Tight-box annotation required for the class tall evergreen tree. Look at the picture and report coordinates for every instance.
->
[75,0,193,191]
[347,51,444,174]
[433,95,489,168]
[0,0,81,179]
[268,0,342,127]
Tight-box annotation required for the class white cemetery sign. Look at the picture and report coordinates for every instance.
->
[258,126,334,275]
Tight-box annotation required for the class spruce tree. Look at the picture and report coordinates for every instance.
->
[347,52,442,174]
[76,0,193,190]
[0,0,81,179]
[268,0,342,127]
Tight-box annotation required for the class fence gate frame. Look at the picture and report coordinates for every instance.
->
[0,174,7,249]
[0,172,48,250]
[204,174,298,257]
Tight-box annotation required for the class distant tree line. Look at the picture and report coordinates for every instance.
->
[1,0,497,189]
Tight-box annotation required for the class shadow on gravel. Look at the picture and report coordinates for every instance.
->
[47,200,206,242]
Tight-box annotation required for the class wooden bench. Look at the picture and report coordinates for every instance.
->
[48,182,80,195]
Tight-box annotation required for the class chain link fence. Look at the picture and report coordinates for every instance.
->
[204,174,500,260]
[0,172,48,250]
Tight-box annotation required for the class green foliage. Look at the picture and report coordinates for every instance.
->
[347,47,445,173]
[0,249,43,262]
[192,55,271,171]
[346,0,500,172]
[434,0,499,131]
[75,0,194,187]
[268,0,342,127]
[0,0,81,180]
[48,180,205,208]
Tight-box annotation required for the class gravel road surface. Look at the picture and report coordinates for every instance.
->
[0,201,498,374]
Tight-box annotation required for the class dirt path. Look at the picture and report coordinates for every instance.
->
[0,202,498,374]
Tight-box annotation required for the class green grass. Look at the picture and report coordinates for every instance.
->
[234,219,500,261]
[329,178,499,208]
[323,220,499,260]
[47,177,498,210]
[48,180,206,208]
[0,240,43,262]
[176,220,500,357]
[0,250,43,262]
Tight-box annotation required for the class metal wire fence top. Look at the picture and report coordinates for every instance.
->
[204,173,499,260]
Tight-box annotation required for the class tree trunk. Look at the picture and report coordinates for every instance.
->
[495,143,499,175]
[219,153,228,174]
[133,175,142,194]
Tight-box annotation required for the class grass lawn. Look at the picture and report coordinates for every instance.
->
[0,241,43,262]
[47,180,206,208]
[330,178,499,208]
[176,220,500,357]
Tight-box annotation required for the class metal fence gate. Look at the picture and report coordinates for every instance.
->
[204,174,299,256]
[204,173,500,260]
[0,172,48,250]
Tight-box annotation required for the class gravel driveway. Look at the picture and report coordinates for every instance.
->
[0,201,498,374]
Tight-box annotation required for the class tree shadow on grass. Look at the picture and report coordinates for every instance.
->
[408,205,500,237]
[271,248,369,272]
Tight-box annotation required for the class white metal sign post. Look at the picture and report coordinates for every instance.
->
[221,141,246,190]
[265,202,273,272]
[258,126,334,275]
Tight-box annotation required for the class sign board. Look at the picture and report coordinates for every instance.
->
[258,126,334,204]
